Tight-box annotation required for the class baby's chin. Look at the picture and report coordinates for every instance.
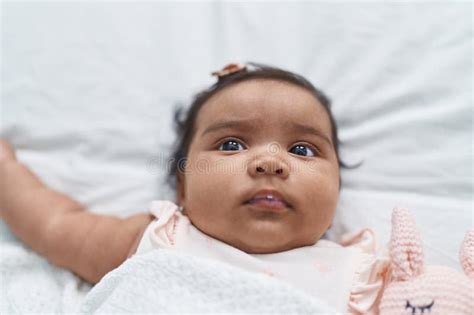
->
[223,226,316,254]
[230,237,306,254]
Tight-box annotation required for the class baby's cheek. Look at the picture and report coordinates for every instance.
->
[186,154,224,187]
[300,167,339,228]
[185,158,240,211]
[303,167,338,205]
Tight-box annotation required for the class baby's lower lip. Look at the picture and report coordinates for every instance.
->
[245,198,290,212]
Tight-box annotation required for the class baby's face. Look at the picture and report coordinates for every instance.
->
[178,79,340,253]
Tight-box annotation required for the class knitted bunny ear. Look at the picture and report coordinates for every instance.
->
[389,208,424,281]
[459,229,474,280]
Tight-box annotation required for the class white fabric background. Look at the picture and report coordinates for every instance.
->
[0,2,472,311]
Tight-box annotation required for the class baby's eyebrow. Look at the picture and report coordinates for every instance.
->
[287,122,332,146]
[201,119,259,137]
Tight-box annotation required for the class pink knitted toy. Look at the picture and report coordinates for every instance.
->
[379,208,473,314]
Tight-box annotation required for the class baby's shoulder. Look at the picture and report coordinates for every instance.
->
[148,200,181,218]
[133,200,190,256]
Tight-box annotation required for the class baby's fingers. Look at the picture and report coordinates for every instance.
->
[0,139,16,161]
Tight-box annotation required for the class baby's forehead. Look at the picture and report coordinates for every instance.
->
[209,79,316,104]
[196,79,333,133]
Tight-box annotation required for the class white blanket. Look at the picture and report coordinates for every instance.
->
[0,233,334,314]
[0,225,91,314]
[80,249,335,314]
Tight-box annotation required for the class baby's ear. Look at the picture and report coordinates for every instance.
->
[459,229,474,280]
[389,208,424,281]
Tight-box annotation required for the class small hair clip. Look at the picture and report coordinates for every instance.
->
[211,63,247,78]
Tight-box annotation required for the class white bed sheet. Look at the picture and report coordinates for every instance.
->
[1,2,472,313]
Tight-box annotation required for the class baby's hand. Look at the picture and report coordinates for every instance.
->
[0,139,17,162]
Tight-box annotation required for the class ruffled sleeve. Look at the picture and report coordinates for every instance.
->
[133,200,183,256]
[341,229,390,314]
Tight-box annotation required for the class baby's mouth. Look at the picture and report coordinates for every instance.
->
[246,196,289,207]
[244,190,292,211]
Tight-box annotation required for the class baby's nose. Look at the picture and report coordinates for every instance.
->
[248,156,289,179]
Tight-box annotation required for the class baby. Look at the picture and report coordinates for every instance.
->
[0,62,386,313]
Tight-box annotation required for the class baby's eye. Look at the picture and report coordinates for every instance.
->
[218,140,245,151]
[289,144,315,157]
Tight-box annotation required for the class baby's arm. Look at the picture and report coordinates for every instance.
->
[0,140,153,284]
